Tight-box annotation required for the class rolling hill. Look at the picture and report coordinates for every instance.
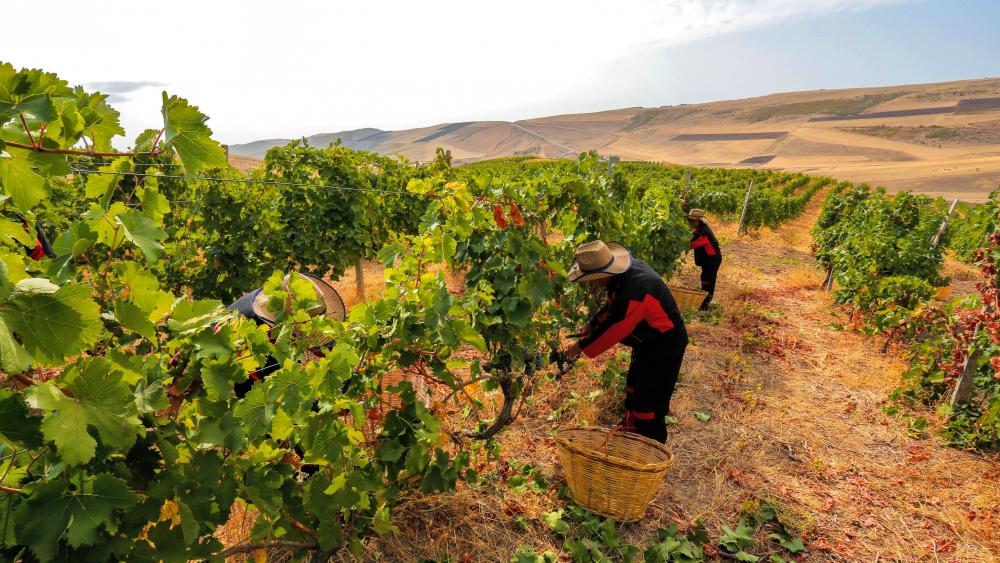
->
[228,78,1000,202]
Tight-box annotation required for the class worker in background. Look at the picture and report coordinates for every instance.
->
[560,241,688,443]
[9,212,56,261]
[687,209,722,311]
[227,272,345,397]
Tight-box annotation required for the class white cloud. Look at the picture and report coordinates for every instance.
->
[2,0,909,145]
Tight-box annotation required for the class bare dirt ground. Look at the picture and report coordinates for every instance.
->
[364,196,1000,562]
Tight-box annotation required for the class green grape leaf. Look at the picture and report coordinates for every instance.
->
[15,473,137,562]
[0,390,42,449]
[167,298,226,333]
[234,384,274,440]
[76,90,125,151]
[376,439,404,463]
[720,518,756,553]
[137,183,170,222]
[84,158,129,199]
[14,93,56,122]
[0,316,33,373]
[82,201,127,248]
[133,377,168,414]
[270,408,293,440]
[768,533,805,554]
[161,92,227,177]
[113,298,156,340]
[201,358,240,402]
[0,152,46,209]
[176,498,200,545]
[26,151,71,176]
[113,261,164,315]
[115,208,166,260]
[192,324,233,360]
[0,493,16,545]
[25,358,142,465]
[55,99,86,145]
[0,281,102,365]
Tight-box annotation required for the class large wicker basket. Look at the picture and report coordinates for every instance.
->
[554,427,673,522]
[668,285,708,311]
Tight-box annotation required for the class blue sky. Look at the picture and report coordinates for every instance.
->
[3,0,997,144]
[559,0,1000,115]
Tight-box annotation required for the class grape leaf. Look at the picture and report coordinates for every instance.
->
[161,92,227,177]
[0,281,102,365]
[201,358,240,401]
[138,183,170,222]
[25,358,142,465]
[234,384,274,440]
[115,208,166,260]
[76,89,125,151]
[0,151,46,209]
[113,298,156,340]
[0,317,33,373]
[82,201,127,248]
[0,390,42,449]
[167,298,226,333]
[15,473,136,562]
[133,377,168,414]
[83,158,129,199]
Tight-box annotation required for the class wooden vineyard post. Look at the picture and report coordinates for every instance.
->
[606,155,619,176]
[823,267,835,292]
[737,180,755,236]
[950,322,982,406]
[684,169,692,187]
[931,198,959,248]
[354,258,366,303]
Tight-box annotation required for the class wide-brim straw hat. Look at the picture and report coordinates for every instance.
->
[687,208,706,222]
[251,273,346,324]
[567,241,632,282]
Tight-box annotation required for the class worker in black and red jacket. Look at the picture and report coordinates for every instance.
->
[560,240,688,443]
[687,208,722,310]
[9,212,56,261]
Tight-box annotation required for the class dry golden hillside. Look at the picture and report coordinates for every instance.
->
[229,77,1000,202]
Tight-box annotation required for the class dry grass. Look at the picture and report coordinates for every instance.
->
[220,198,1000,562]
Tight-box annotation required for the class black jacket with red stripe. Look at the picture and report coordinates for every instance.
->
[9,213,56,261]
[690,222,721,267]
[578,259,686,358]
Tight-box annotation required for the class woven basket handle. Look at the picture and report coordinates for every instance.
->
[601,425,622,456]
[281,275,295,317]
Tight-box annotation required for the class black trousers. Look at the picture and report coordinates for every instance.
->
[622,335,688,443]
[699,257,721,310]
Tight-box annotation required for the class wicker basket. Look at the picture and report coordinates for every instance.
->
[668,285,708,311]
[554,427,673,522]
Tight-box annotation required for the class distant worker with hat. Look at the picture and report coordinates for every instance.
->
[560,241,688,443]
[687,209,722,310]
[228,272,346,396]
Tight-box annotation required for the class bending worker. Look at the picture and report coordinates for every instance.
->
[687,209,722,310]
[560,241,688,443]
[227,272,345,397]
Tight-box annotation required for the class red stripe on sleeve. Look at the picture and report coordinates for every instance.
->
[28,242,44,260]
[641,294,675,332]
[691,235,716,256]
[582,299,644,358]
[631,410,656,421]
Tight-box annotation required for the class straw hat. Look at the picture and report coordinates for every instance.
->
[567,241,632,282]
[251,273,346,324]
[687,209,706,222]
